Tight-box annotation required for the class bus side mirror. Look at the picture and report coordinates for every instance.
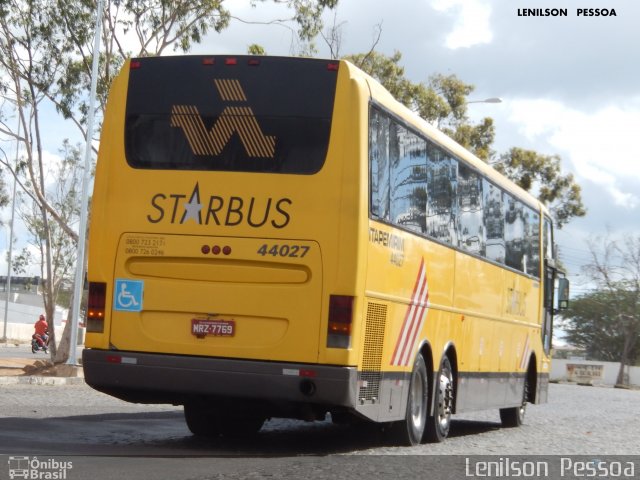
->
[557,277,569,310]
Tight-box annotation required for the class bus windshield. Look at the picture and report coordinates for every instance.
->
[124,56,338,174]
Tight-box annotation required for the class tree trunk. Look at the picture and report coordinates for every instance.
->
[616,334,632,386]
[54,313,72,364]
[615,360,626,386]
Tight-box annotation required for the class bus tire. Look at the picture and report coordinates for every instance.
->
[184,402,220,437]
[500,375,528,428]
[425,355,454,443]
[184,402,265,437]
[389,354,428,446]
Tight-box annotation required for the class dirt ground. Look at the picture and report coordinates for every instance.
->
[0,357,82,377]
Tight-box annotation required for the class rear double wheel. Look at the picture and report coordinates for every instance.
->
[425,356,454,443]
[500,376,528,427]
[389,354,429,446]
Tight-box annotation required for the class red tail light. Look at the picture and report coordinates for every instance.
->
[130,60,141,70]
[225,57,237,66]
[327,295,354,348]
[87,282,106,333]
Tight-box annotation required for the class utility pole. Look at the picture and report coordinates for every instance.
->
[2,126,19,344]
[67,0,104,365]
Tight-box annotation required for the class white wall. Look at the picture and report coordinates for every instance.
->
[3,322,65,343]
[0,298,67,325]
[0,297,81,344]
[551,359,640,386]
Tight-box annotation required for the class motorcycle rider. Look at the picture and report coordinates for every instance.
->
[33,314,49,349]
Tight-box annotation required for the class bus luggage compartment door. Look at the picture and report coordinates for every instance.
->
[108,233,323,364]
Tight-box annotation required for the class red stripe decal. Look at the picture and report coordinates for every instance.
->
[397,274,428,366]
[390,259,424,364]
[402,289,430,366]
[520,334,530,370]
[391,259,429,366]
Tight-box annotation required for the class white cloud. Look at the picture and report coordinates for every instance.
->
[430,0,493,49]
[506,98,640,208]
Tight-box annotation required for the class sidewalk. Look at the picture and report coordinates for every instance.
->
[0,343,85,385]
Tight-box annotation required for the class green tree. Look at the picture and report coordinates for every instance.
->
[0,0,74,356]
[10,141,82,357]
[563,235,640,384]
[247,43,267,55]
[344,51,494,161]
[0,0,80,240]
[561,290,639,365]
[345,50,585,228]
[493,148,585,228]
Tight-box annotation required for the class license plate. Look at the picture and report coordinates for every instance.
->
[191,319,235,338]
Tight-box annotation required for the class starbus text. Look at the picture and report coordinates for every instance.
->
[147,190,292,229]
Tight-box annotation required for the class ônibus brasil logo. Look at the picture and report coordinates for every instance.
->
[7,456,73,479]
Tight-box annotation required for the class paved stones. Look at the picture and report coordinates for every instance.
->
[0,383,638,455]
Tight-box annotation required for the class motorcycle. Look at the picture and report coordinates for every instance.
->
[31,332,49,354]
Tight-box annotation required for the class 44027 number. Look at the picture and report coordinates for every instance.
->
[257,244,310,258]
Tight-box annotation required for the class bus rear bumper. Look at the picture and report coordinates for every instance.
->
[82,349,358,408]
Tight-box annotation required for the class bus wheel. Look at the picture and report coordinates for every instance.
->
[500,376,528,427]
[222,415,265,437]
[184,402,221,437]
[184,402,265,437]
[389,354,428,446]
[425,355,454,443]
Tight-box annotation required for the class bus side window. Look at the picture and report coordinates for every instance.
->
[542,216,555,354]
[369,108,390,221]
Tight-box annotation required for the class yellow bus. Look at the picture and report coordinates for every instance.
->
[83,55,569,445]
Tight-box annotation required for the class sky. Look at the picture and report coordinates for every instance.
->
[2,0,639,297]
[188,0,640,295]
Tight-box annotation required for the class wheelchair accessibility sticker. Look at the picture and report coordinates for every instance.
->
[114,279,144,312]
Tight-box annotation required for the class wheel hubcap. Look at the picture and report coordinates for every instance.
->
[519,380,528,419]
[437,369,453,430]
[410,368,425,429]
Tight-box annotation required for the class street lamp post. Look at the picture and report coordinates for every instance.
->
[2,121,19,344]
[466,97,503,105]
[2,175,17,344]
[67,0,104,365]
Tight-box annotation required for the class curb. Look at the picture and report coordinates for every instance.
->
[0,375,85,386]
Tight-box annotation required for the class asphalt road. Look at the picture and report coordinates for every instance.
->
[0,382,638,479]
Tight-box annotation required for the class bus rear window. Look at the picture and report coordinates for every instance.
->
[124,56,338,174]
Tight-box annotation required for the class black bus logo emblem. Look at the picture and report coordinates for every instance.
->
[170,79,276,158]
